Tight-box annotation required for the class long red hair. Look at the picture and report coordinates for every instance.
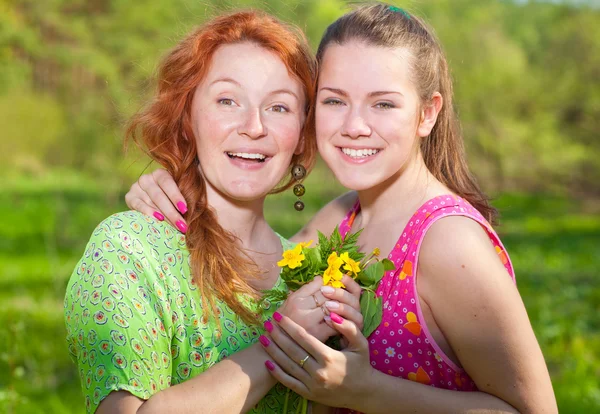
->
[127,10,317,324]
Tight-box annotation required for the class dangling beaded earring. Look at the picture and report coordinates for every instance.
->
[291,164,306,211]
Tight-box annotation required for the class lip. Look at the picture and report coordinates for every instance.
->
[336,146,382,164]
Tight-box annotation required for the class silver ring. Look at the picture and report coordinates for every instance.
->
[298,355,310,368]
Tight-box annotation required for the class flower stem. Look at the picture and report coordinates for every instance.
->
[283,388,290,413]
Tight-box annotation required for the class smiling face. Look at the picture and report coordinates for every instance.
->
[191,42,305,202]
[316,41,439,191]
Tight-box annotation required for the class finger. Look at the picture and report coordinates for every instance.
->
[340,274,362,298]
[272,312,330,364]
[264,359,310,399]
[152,169,188,214]
[139,173,186,232]
[293,276,325,298]
[327,312,369,353]
[323,301,364,330]
[263,324,317,380]
[320,284,360,312]
[125,196,163,222]
[311,291,327,307]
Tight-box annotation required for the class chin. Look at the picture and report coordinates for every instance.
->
[223,181,273,202]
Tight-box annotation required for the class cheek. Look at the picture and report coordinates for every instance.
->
[272,118,302,152]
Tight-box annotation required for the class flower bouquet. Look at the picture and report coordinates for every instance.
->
[263,227,394,413]
[268,226,395,343]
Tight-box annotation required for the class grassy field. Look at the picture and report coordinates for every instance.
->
[1,165,599,413]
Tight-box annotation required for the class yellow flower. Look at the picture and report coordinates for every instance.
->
[277,244,305,269]
[323,265,344,287]
[327,252,344,269]
[373,248,380,257]
[331,279,345,289]
[340,252,361,276]
[298,240,313,249]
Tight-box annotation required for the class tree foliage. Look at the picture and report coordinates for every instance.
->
[1,0,598,194]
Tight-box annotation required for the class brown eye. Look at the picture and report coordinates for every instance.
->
[270,105,289,113]
[218,98,234,106]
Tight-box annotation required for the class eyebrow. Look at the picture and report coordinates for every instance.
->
[210,79,299,100]
[319,87,404,98]
[210,77,241,87]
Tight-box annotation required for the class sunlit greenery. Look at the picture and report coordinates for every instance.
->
[1,0,599,413]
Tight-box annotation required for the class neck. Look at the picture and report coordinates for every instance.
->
[357,153,447,226]
[204,184,273,252]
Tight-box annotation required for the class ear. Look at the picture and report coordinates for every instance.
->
[417,92,443,138]
[294,135,305,155]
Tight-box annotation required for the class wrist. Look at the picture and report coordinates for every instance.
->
[350,365,380,412]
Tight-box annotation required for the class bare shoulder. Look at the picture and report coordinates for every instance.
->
[291,191,357,243]
[418,215,505,282]
[416,216,557,413]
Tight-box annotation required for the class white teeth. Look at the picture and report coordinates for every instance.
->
[341,148,380,158]
[227,152,266,160]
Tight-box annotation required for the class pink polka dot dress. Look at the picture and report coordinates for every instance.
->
[336,195,515,412]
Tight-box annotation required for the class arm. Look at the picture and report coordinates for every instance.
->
[98,342,276,414]
[262,217,557,413]
[355,217,556,412]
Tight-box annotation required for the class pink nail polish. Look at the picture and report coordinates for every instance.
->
[153,211,165,221]
[265,360,275,371]
[176,201,188,214]
[330,312,343,324]
[259,335,270,347]
[325,301,339,309]
[273,312,282,322]
[176,220,187,233]
[264,320,273,333]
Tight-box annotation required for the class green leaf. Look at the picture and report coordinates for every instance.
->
[358,261,385,286]
[360,290,383,338]
[381,258,396,272]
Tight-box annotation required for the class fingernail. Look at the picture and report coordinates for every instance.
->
[176,220,187,233]
[153,211,165,221]
[265,360,275,371]
[325,301,339,309]
[321,286,335,294]
[324,315,332,323]
[273,312,282,322]
[259,335,270,347]
[264,320,273,333]
[176,201,188,214]
[330,312,343,324]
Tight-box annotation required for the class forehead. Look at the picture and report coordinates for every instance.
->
[203,42,303,96]
[318,41,413,92]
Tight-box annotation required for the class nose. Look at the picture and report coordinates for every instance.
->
[238,108,267,139]
[341,108,371,139]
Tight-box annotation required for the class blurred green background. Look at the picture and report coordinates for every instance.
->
[1,0,599,413]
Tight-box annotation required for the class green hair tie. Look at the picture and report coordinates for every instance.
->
[389,5,411,19]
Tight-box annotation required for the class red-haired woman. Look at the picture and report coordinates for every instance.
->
[64,10,363,414]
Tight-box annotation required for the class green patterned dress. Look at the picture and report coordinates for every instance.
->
[64,211,300,413]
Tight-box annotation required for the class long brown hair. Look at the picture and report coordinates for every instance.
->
[127,10,317,324]
[316,3,497,223]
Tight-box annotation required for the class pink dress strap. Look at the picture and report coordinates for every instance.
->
[338,198,361,237]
